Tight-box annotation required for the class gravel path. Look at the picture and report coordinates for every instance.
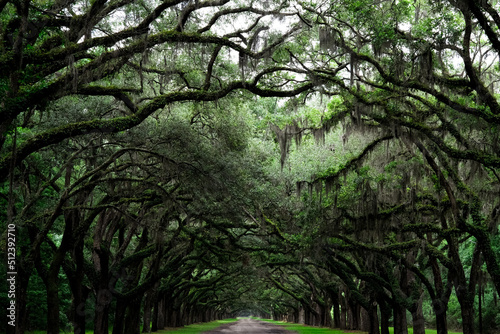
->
[203,318,296,333]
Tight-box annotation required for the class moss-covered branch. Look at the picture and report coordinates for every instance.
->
[0,80,313,181]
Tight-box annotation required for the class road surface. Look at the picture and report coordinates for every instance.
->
[203,318,296,333]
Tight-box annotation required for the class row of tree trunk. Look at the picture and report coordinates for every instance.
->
[272,286,426,334]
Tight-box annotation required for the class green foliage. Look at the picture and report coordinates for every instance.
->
[2,0,500,332]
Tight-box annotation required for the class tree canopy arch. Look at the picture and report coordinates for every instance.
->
[1,1,500,334]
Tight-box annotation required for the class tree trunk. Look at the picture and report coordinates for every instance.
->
[184,305,192,325]
[151,299,158,332]
[46,220,76,334]
[151,293,163,332]
[46,273,60,334]
[94,289,112,334]
[347,302,359,330]
[157,296,166,329]
[170,308,178,327]
[451,245,475,334]
[304,308,311,325]
[71,286,89,334]
[142,292,153,333]
[323,302,332,328]
[429,244,449,334]
[478,284,483,334]
[13,266,30,334]
[331,292,340,328]
[68,238,89,334]
[112,301,127,334]
[457,291,475,334]
[298,306,305,324]
[167,303,175,327]
[360,306,370,332]
[379,302,391,334]
[393,303,408,334]
[411,296,425,334]
[124,297,142,334]
[314,303,322,326]
[368,304,380,334]
[433,299,448,334]
[176,307,183,327]
[340,301,347,329]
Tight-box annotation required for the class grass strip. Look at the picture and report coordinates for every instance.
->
[386,329,462,334]
[258,319,463,334]
[258,318,363,334]
[157,318,238,333]
[25,319,238,334]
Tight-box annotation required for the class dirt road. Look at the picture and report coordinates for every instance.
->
[203,318,296,333]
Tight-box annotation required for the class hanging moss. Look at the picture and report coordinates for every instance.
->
[269,121,303,169]
[319,26,337,52]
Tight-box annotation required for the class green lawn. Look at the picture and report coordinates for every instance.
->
[259,319,463,334]
[157,318,238,333]
[26,331,96,334]
[259,319,362,334]
[386,329,462,334]
[25,319,238,334]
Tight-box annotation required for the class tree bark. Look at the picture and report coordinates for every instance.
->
[478,284,483,334]
[331,291,340,328]
[323,301,332,328]
[46,221,77,334]
[379,302,391,334]
[456,283,475,334]
[157,296,166,329]
[369,304,380,334]
[151,295,159,332]
[429,235,449,334]
[68,238,90,334]
[360,306,370,332]
[94,288,112,334]
[411,296,425,334]
[433,298,449,334]
[142,291,153,333]
[124,297,142,334]
[339,291,347,329]
[46,273,60,334]
[347,301,360,330]
[13,266,30,334]
[393,303,408,334]
[112,301,127,334]
[298,306,305,324]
